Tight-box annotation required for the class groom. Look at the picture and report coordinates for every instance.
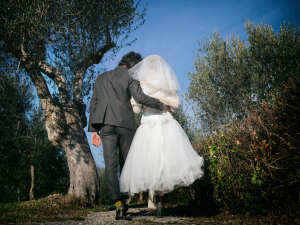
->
[88,52,170,220]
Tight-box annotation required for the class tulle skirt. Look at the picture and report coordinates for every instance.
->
[119,110,204,196]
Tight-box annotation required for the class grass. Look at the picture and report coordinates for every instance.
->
[0,194,108,224]
[70,216,85,221]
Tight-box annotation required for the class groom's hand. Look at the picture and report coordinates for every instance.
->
[91,132,101,147]
[163,105,172,112]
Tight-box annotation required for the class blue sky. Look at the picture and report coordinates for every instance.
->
[84,0,300,168]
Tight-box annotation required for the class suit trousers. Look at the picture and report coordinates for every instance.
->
[100,124,136,201]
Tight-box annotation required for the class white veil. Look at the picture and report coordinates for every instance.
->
[128,55,181,91]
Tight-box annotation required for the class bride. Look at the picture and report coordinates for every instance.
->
[119,55,204,215]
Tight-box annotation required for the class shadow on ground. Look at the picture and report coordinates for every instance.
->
[103,203,217,218]
[101,203,300,224]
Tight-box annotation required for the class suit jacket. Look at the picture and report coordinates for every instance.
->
[88,66,164,132]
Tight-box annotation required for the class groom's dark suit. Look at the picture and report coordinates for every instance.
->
[88,66,164,201]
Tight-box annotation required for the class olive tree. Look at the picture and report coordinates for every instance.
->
[0,0,147,203]
[187,21,300,133]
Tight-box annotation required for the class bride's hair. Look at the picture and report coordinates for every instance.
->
[118,52,143,69]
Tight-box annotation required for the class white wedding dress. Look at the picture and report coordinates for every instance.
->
[119,81,204,196]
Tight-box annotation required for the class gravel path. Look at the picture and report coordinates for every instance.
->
[25,207,188,225]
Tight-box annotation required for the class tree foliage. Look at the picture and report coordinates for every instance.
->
[187,20,300,215]
[0,0,147,105]
[0,62,32,203]
[172,103,198,145]
[0,53,69,203]
[187,21,300,133]
[98,167,110,205]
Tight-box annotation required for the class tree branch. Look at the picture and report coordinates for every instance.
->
[73,25,116,103]
[21,60,52,101]
[38,61,70,104]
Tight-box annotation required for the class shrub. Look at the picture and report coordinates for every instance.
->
[195,77,300,215]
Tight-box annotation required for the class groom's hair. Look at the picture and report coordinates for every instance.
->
[118,52,142,69]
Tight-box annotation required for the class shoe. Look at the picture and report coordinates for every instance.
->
[121,195,129,212]
[115,200,127,220]
[116,208,127,220]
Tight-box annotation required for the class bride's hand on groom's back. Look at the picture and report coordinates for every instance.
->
[91,132,101,147]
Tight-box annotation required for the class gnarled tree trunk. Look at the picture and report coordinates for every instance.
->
[40,98,99,202]
[61,113,99,202]
[21,57,100,203]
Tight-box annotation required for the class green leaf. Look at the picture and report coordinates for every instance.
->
[252,173,257,184]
